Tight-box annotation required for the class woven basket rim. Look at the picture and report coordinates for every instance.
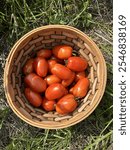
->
[4,25,107,129]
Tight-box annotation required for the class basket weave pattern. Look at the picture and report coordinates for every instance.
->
[4,25,106,129]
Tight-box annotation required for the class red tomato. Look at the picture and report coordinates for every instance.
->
[33,57,48,77]
[37,49,52,59]
[48,59,57,73]
[45,83,67,100]
[73,77,90,98]
[51,63,73,80]
[42,98,56,111]
[56,94,77,115]
[52,45,72,59]
[44,75,61,85]
[62,72,75,87]
[23,59,34,75]
[75,71,86,82]
[67,56,88,72]
[24,73,47,93]
[25,88,42,107]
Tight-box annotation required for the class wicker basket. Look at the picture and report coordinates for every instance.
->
[4,25,107,129]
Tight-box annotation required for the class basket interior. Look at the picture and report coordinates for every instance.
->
[4,26,106,129]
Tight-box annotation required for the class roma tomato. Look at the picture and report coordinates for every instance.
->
[45,83,67,100]
[33,57,48,77]
[25,88,42,107]
[56,94,77,115]
[44,75,61,85]
[37,49,52,59]
[24,73,47,93]
[73,77,90,98]
[75,71,86,82]
[42,98,56,111]
[52,45,72,59]
[62,72,75,87]
[48,59,57,74]
[23,59,34,75]
[67,56,88,72]
[51,63,73,80]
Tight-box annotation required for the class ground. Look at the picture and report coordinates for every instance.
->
[0,0,112,149]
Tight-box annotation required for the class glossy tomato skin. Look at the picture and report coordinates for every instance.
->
[23,59,34,75]
[48,59,57,74]
[62,72,75,87]
[51,63,73,80]
[25,88,42,107]
[45,83,67,100]
[75,71,86,82]
[37,49,52,59]
[42,98,56,111]
[56,94,77,115]
[44,75,61,85]
[73,77,90,98]
[52,45,72,59]
[24,73,47,93]
[69,87,74,94]
[33,57,48,77]
[67,56,88,72]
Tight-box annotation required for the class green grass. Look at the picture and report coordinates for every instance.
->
[0,0,113,149]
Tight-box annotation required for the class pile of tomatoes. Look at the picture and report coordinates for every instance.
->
[23,45,90,115]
